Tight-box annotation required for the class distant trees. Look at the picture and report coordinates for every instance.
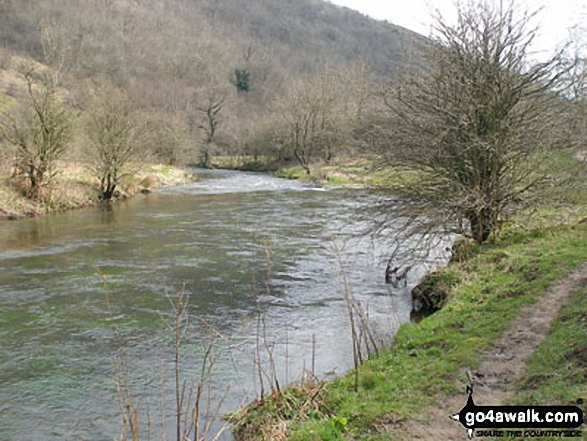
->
[273,80,331,174]
[0,0,423,176]
[87,91,142,201]
[372,0,567,243]
[561,31,587,151]
[148,117,186,166]
[273,67,371,174]
[0,68,71,201]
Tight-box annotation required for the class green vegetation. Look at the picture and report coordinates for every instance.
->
[231,223,587,439]
[234,68,252,92]
[486,283,587,441]
[86,88,143,201]
[0,0,428,218]
[1,0,586,438]
[0,68,71,201]
[227,380,331,441]
[0,161,195,219]
[274,159,425,188]
[514,283,587,407]
[372,2,572,244]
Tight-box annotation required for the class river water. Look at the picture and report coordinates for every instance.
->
[0,169,448,440]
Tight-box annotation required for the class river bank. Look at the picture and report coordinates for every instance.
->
[0,169,418,441]
[229,222,587,440]
[2,157,585,440]
[211,156,421,188]
[0,163,197,220]
[0,155,399,221]
[215,153,587,441]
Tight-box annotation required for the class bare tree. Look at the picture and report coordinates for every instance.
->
[0,68,71,201]
[87,90,141,201]
[148,116,186,166]
[273,68,365,174]
[39,18,70,82]
[197,93,225,168]
[373,0,567,243]
[560,28,587,152]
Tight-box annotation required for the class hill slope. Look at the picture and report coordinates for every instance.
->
[0,0,427,215]
[0,0,426,117]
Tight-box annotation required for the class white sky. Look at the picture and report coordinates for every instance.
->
[329,0,586,59]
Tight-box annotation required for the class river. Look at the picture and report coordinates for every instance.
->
[0,169,448,440]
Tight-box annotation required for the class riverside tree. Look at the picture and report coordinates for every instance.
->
[374,0,567,243]
[0,68,70,201]
[87,91,141,201]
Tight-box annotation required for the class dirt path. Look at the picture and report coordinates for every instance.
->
[397,263,587,441]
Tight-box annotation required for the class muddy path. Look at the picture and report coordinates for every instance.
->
[395,262,587,440]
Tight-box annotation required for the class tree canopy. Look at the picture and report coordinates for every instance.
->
[372,0,568,243]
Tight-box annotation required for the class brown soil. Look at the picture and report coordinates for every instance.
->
[395,263,587,441]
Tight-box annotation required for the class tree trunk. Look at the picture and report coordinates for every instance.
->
[101,173,116,201]
[202,150,211,169]
[325,145,332,165]
[467,207,495,244]
[293,145,311,175]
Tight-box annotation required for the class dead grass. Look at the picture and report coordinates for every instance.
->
[226,378,330,441]
[0,161,196,220]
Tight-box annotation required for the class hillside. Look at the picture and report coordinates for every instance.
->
[0,0,426,153]
[0,0,427,216]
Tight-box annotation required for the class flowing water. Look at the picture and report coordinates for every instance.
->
[0,169,448,440]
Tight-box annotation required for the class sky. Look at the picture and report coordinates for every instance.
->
[329,0,586,59]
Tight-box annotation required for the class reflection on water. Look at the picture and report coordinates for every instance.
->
[0,169,449,440]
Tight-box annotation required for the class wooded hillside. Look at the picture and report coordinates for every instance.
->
[0,0,426,165]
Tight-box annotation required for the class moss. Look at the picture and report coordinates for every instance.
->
[411,267,462,312]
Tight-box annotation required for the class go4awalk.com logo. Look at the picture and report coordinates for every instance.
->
[450,386,584,439]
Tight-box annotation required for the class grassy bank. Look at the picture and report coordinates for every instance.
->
[231,222,587,440]
[506,284,587,441]
[209,156,424,187]
[516,284,587,406]
[273,159,422,188]
[0,163,196,220]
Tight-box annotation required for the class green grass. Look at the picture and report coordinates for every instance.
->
[230,223,587,440]
[1,160,196,219]
[211,155,279,172]
[495,284,587,441]
[502,150,587,232]
[517,284,587,404]
[149,164,172,175]
[275,165,309,180]
[274,159,425,188]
